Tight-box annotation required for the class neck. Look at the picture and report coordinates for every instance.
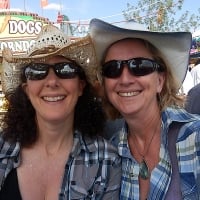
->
[34,116,74,156]
[128,117,161,180]
[126,103,161,135]
[128,115,162,159]
[128,109,161,139]
[36,133,73,157]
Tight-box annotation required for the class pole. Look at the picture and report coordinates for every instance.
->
[24,0,26,11]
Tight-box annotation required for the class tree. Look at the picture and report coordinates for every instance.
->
[122,0,200,32]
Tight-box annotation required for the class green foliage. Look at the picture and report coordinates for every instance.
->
[122,0,200,32]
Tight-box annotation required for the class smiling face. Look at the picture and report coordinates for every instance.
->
[22,55,85,124]
[103,39,165,119]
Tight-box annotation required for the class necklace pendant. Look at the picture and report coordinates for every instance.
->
[139,159,150,180]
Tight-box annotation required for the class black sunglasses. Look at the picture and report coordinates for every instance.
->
[24,62,84,80]
[102,57,164,78]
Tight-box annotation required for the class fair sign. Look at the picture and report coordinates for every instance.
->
[0,11,51,55]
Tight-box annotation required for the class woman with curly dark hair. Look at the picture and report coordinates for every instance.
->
[0,25,121,200]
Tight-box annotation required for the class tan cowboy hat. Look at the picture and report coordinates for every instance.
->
[1,24,98,95]
[89,18,192,88]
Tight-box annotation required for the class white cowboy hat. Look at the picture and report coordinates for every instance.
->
[1,24,98,95]
[89,18,192,88]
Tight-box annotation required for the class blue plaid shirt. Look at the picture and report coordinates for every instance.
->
[0,131,121,200]
[111,107,200,200]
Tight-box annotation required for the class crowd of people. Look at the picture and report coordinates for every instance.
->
[0,18,199,200]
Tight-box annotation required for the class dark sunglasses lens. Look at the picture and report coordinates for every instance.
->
[54,63,80,79]
[102,61,121,78]
[24,64,48,80]
[129,59,155,76]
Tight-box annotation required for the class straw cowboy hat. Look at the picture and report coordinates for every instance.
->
[89,18,192,88]
[1,24,98,95]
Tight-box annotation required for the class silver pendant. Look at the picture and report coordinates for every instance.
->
[139,159,150,180]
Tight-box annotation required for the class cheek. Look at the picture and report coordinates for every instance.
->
[141,74,164,94]
[78,82,84,96]
[72,79,85,97]
[25,82,41,99]
[64,79,85,97]
[104,79,115,92]
[103,79,117,102]
[103,80,111,98]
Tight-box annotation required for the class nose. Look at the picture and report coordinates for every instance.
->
[119,64,135,83]
[45,68,60,87]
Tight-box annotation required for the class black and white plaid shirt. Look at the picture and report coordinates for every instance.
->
[0,131,121,200]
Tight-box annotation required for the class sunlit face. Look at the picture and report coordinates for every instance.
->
[103,39,165,118]
[22,56,85,124]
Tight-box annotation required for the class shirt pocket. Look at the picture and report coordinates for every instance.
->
[69,157,121,200]
[69,163,100,199]
[69,184,88,199]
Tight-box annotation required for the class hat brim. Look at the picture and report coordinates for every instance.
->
[89,18,192,88]
[1,35,98,95]
[3,35,96,72]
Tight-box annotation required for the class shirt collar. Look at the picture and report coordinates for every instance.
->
[70,130,99,157]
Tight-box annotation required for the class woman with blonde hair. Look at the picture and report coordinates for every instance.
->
[90,18,200,199]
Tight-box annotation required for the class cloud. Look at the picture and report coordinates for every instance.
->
[5,8,22,12]
[43,3,63,11]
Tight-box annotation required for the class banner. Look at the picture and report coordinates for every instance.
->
[41,0,48,8]
[0,0,9,9]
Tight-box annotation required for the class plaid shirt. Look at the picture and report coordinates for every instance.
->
[0,131,121,200]
[111,107,200,200]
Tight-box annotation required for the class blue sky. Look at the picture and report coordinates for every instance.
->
[9,0,200,30]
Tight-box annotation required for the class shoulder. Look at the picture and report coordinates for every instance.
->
[0,134,20,157]
[181,119,200,134]
[163,107,200,135]
[193,64,200,70]
[162,107,200,122]
[188,83,200,95]
[172,115,200,144]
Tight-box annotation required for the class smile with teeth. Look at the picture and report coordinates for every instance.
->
[118,91,140,97]
[43,96,65,102]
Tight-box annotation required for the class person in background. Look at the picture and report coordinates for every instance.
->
[0,25,121,200]
[190,58,200,86]
[185,82,200,114]
[179,65,194,95]
[89,18,200,199]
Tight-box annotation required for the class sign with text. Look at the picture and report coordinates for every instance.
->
[0,11,51,55]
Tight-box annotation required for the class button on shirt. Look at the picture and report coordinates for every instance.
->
[110,107,200,200]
